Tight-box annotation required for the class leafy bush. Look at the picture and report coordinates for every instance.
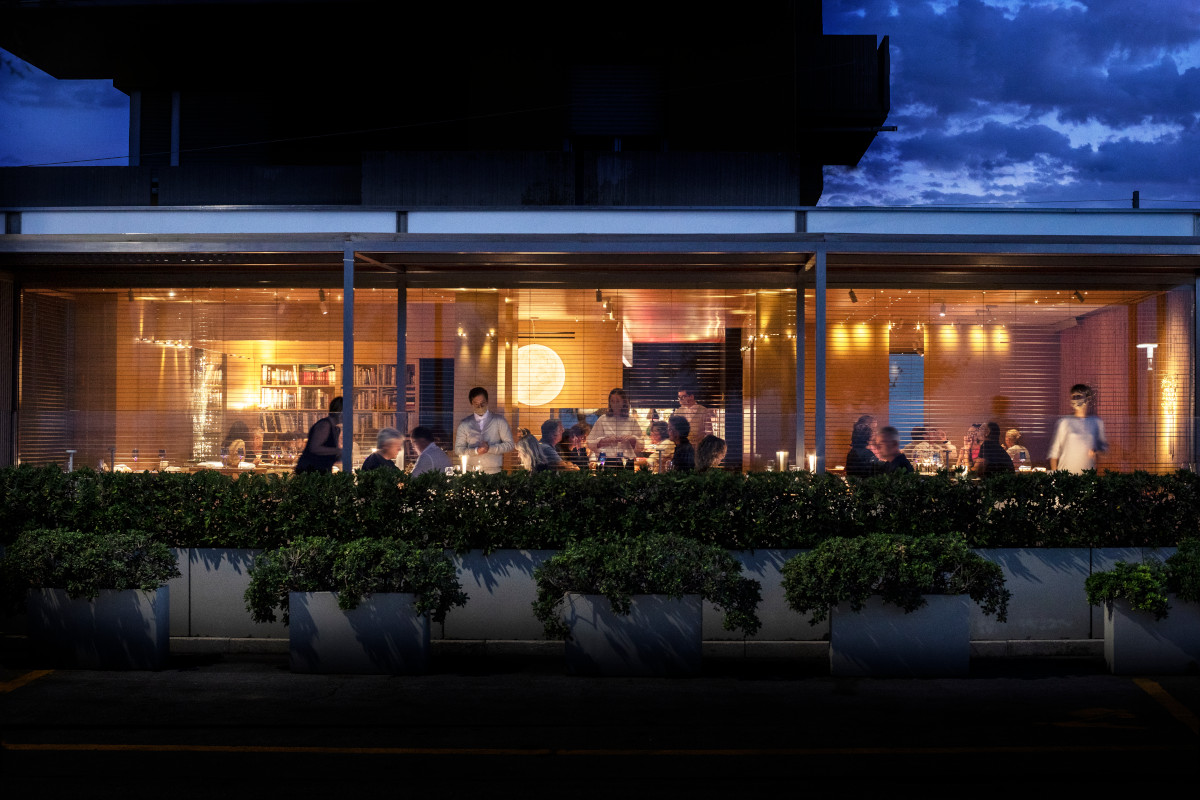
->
[780,533,1011,625]
[2,464,1199,551]
[1,528,179,608]
[531,534,762,640]
[244,536,467,625]
[1084,539,1200,619]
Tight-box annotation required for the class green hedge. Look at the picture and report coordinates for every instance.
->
[1,464,1197,551]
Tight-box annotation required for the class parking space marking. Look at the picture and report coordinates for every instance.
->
[1134,678,1200,736]
[0,670,53,693]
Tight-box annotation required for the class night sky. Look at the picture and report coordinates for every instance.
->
[2,0,1199,208]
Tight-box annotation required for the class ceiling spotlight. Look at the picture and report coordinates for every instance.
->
[1072,290,1085,304]
[127,289,134,303]
[319,289,329,315]
[939,302,946,317]
[596,289,603,302]
[848,290,858,304]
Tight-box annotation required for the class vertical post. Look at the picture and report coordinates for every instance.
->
[397,278,407,433]
[814,247,826,473]
[342,247,355,473]
[795,267,805,466]
[1194,276,1200,470]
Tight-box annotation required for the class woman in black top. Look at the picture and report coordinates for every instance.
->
[668,416,695,471]
[295,397,343,473]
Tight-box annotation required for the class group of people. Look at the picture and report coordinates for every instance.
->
[464,385,727,474]
[844,382,1107,478]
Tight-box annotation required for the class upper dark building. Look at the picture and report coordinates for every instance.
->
[1,0,889,207]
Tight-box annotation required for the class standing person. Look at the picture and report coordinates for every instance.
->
[453,386,514,474]
[409,426,452,477]
[1048,383,1108,473]
[295,396,343,474]
[845,415,881,477]
[1005,428,1032,468]
[361,427,402,472]
[589,388,643,467]
[539,419,579,471]
[671,386,713,442]
[667,415,695,471]
[973,422,1015,476]
[874,426,913,474]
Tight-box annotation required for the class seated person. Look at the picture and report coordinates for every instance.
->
[516,434,552,473]
[845,416,881,477]
[409,426,452,477]
[696,434,727,472]
[539,419,579,471]
[560,422,591,469]
[361,427,402,472]
[1005,428,1032,467]
[973,422,1015,476]
[642,419,674,473]
[874,426,913,474]
[667,415,695,472]
[957,423,984,470]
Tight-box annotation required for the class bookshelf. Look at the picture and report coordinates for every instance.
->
[256,363,405,445]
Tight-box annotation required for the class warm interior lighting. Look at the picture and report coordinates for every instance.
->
[1137,343,1158,371]
[939,302,946,317]
[319,289,329,315]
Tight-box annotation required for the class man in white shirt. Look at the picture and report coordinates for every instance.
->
[409,425,452,477]
[588,387,643,466]
[453,386,515,474]
[670,386,713,442]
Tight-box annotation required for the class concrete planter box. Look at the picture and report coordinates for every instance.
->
[288,591,430,674]
[169,548,287,639]
[830,594,970,677]
[563,593,702,676]
[1103,596,1200,675]
[440,549,555,640]
[27,587,169,670]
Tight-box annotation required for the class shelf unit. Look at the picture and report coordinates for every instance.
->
[256,363,404,443]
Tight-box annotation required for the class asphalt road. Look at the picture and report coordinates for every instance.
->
[2,651,1197,797]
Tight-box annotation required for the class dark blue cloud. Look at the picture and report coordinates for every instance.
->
[822,0,1200,205]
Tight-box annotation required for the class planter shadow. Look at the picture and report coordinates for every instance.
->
[27,587,169,670]
[288,591,430,674]
[563,593,702,677]
[831,595,969,678]
[1104,596,1200,675]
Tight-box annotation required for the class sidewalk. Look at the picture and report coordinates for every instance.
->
[2,639,1197,796]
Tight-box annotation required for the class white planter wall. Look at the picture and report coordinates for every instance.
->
[288,591,430,674]
[27,586,169,670]
[702,549,829,641]
[440,549,556,640]
[168,548,288,638]
[563,593,702,676]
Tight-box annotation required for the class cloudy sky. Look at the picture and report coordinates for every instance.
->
[823,0,1200,207]
[2,0,1200,208]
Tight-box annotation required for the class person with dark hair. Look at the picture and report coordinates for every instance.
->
[295,396,343,473]
[973,422,1015,476]
[539,419,578,471]
[956,423,984,471]
[560,421,591,469]
[667,415,695,471]
[361,427,402,472]
[589,388,642,467]
[845,414,881,477]
[1049,383,1107,473]
[696,434,727,472]
[453,386,514,474]
[671,386,713,442]
[409,425,451,477]
[874,426,913,474]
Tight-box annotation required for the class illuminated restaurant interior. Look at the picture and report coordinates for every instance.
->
[16,262,1195,474]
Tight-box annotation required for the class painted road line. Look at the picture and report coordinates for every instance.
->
[0,670,53,693]
[1134,678,1200,736]
[2,742,1195,756]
